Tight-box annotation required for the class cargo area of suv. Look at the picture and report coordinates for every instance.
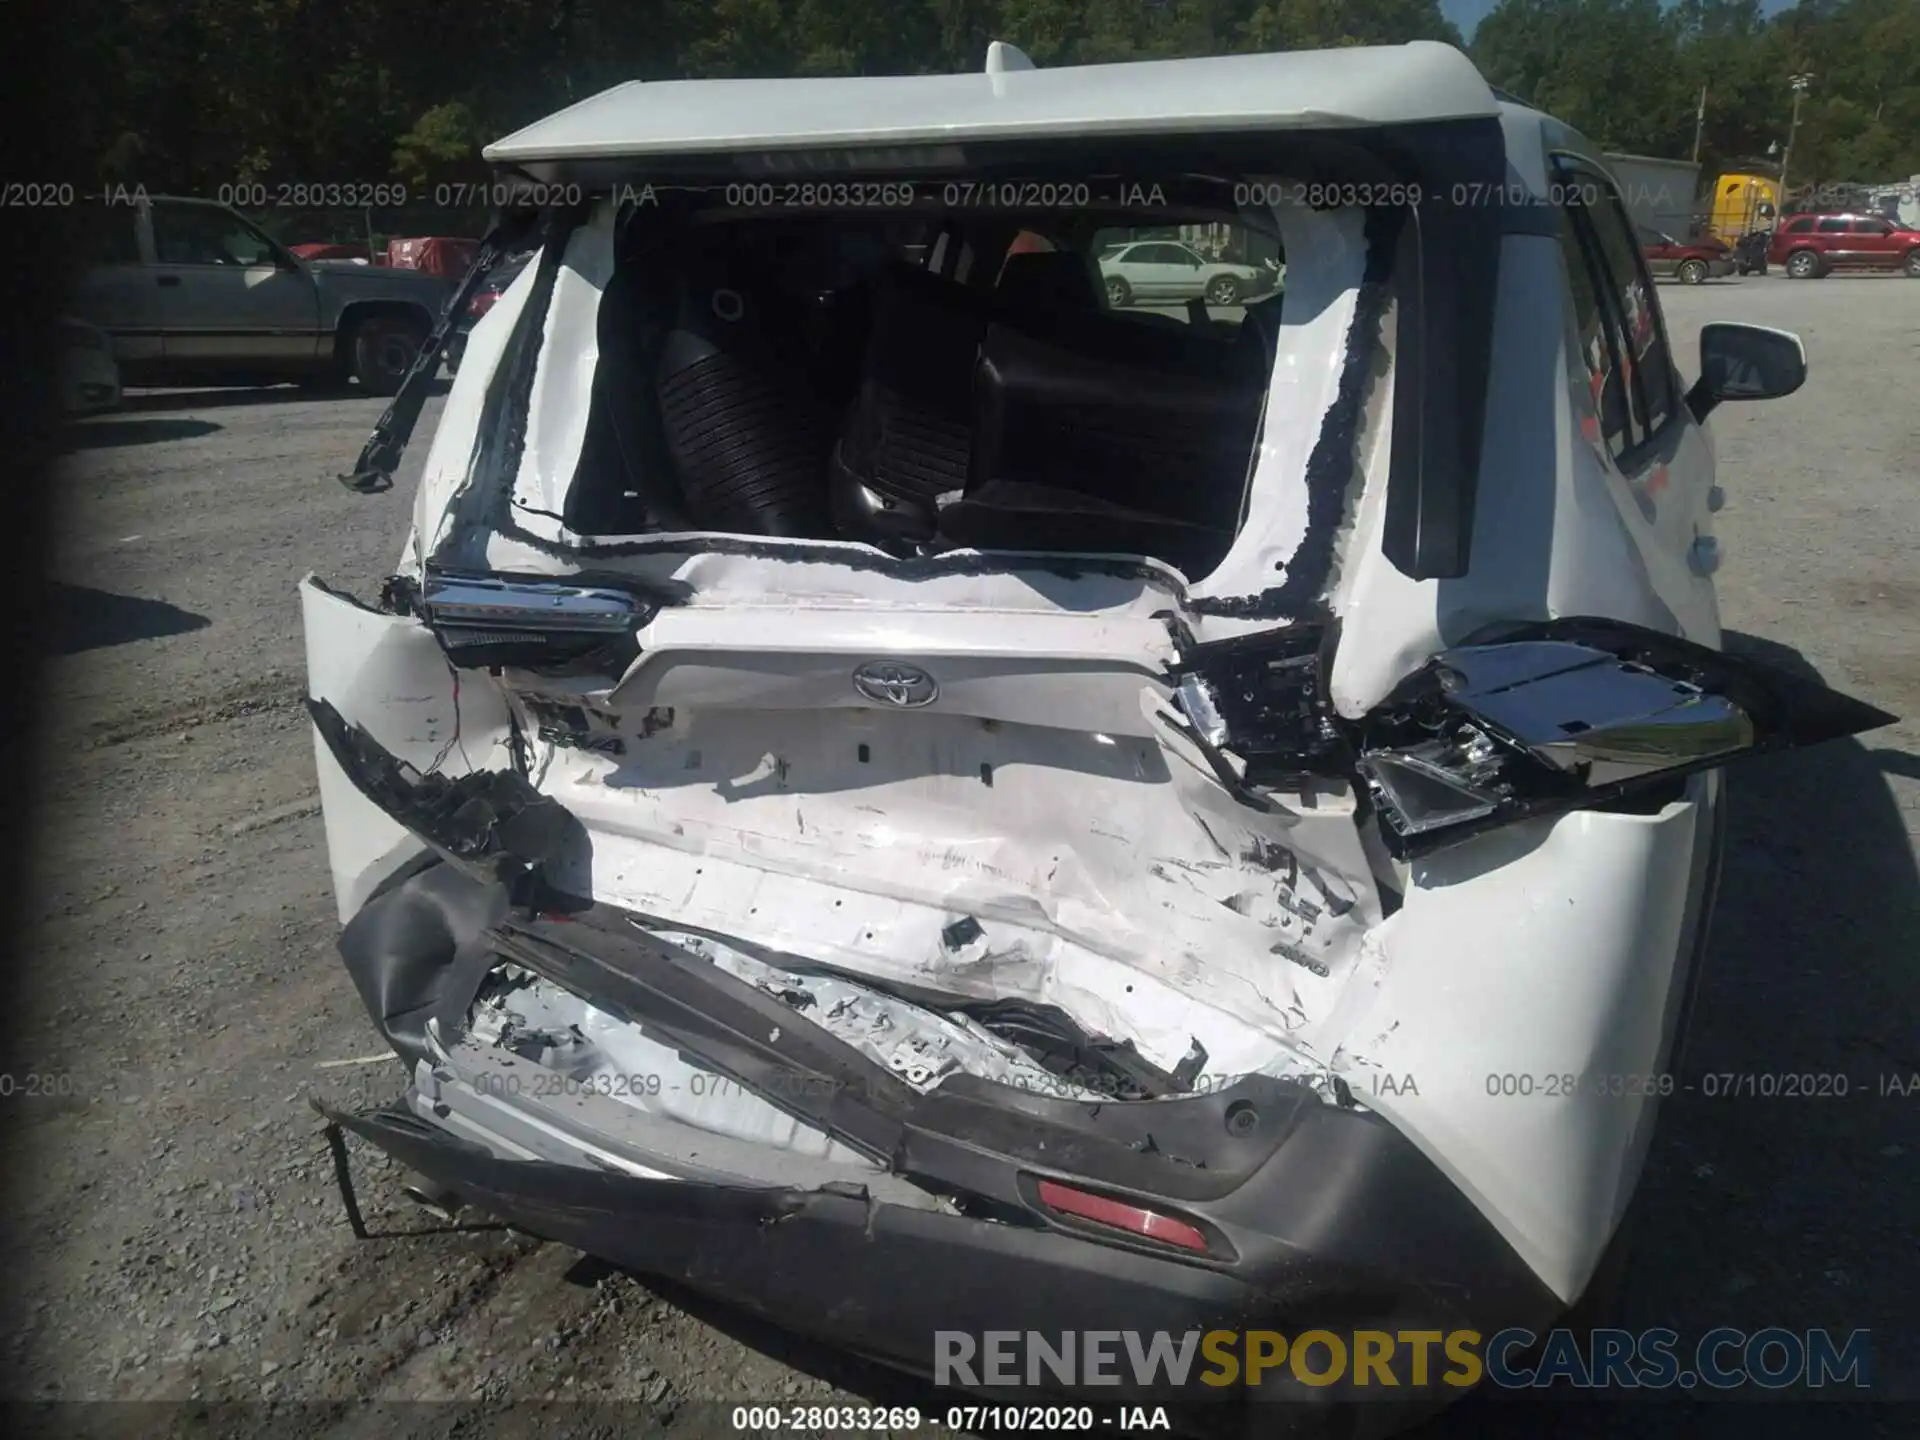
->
[559,196,1285,579]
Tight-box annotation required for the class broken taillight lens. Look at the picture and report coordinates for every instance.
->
[1034,1179,1209,1253]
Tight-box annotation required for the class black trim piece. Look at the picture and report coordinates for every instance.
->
[1380,119,1506,580]
[317,1065,1560,1408]
[338,206,548,494]
[337,856,513,1070]
[960,997,1200,1101]
[614,910,1204,1102]
[305,695,588,889]
[486,905,1315,1209]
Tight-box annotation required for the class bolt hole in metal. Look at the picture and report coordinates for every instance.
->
[711,287,745,322]
[1224,1100,1260,1137]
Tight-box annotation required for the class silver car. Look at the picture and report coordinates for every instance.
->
[1098,240,1269,307]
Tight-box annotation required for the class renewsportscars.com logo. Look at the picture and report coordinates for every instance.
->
[934,1327,1872,1392]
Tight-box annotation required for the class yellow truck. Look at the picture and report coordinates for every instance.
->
[1708,173,1780,244]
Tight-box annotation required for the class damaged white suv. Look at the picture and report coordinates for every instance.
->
[305,39,1891,1427]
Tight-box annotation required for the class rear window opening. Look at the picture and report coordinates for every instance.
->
[544,164,1328,582]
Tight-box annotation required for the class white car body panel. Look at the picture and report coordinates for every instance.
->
[1309,774,1717,1301]
[485,42,1499,163]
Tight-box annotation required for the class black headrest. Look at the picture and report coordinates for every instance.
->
[993,250,1103,319]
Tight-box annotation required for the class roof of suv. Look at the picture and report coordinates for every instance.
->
[484,41,1500,163]
[1780,212,1914,226]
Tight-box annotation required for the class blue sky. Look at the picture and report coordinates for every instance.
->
[1440,0,1800,43]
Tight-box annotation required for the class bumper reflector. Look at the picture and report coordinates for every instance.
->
[1035,1179,1208,1253]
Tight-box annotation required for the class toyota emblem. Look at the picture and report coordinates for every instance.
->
[852,661,938,708]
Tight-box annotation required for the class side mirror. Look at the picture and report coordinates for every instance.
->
[1685,322,1807,422]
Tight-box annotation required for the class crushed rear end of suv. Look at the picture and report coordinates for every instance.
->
[304,38,1892,1432]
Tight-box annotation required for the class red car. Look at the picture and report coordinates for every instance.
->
[287,241,377,263]
[1635,225,1736,284]
[1767,212,1920,278]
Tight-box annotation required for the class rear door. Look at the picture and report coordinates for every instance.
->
[1125,243,1192,297]
[1813,214,1853,265]
[1155,243,1208,298]
[1847,217,1900,268]
[149,199,324,365]
[68,202,165,368]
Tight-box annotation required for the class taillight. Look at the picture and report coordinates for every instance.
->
[1034,1179,1209,1253]
[468,289,502,318]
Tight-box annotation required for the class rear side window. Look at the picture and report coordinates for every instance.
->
[1817,216,1850,233]
[1554,161,1675,452]
[1556,203,1632,459]
[1850,218,1890,235]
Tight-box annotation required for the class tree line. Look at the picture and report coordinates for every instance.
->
[67,0,1920,207]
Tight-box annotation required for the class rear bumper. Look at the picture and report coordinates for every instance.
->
[324,854,1562,1412]
[330,1092,1557,1421]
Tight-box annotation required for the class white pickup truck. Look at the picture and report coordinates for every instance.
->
[70,195,456,395]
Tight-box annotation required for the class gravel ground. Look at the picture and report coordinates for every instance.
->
[6,273,1917,1438]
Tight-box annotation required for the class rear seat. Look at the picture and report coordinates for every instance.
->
[934,251,1269,574]
[829,249,1274,576]
[829,264,990,545]
[650,259,842,538]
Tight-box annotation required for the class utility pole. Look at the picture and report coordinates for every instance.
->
[1779,73,1813,214]
[1691,84,1707,164]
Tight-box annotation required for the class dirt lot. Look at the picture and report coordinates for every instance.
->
[7,274,1917,1437]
